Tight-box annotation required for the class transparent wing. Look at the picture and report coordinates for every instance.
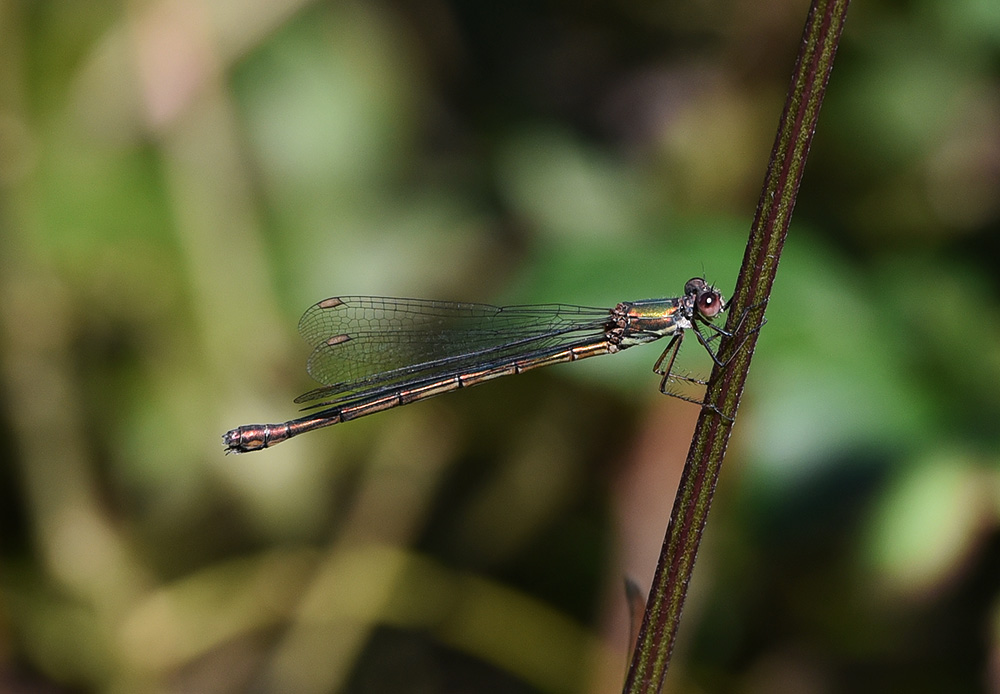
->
[294,296,612,405]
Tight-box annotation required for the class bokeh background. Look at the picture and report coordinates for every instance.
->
[1,0,999,692]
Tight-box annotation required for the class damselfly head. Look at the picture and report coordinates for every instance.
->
[684,277,725,320]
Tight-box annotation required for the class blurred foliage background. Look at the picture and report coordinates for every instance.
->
[0,0,999,692]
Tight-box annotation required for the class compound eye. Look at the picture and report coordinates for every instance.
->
[684,277,707,296]
[696,289,724,318]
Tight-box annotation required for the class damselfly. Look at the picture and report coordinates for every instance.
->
[223,277,729,453]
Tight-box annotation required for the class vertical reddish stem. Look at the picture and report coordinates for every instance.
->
[622,0,851,691]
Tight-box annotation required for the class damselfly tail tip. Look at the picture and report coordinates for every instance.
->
[223,423,291,453]
[222,426,266,454]
[222,430,244,455]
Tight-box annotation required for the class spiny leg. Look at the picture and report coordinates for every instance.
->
[653,332,683,392]
[693,302,769,369]
[654,329,734,421]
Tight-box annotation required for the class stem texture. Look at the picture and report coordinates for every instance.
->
[622,0,851,691]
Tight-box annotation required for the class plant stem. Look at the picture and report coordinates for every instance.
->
[622,0,851,691]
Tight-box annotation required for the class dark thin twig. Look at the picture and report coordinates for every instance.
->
[622,0,851,691]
